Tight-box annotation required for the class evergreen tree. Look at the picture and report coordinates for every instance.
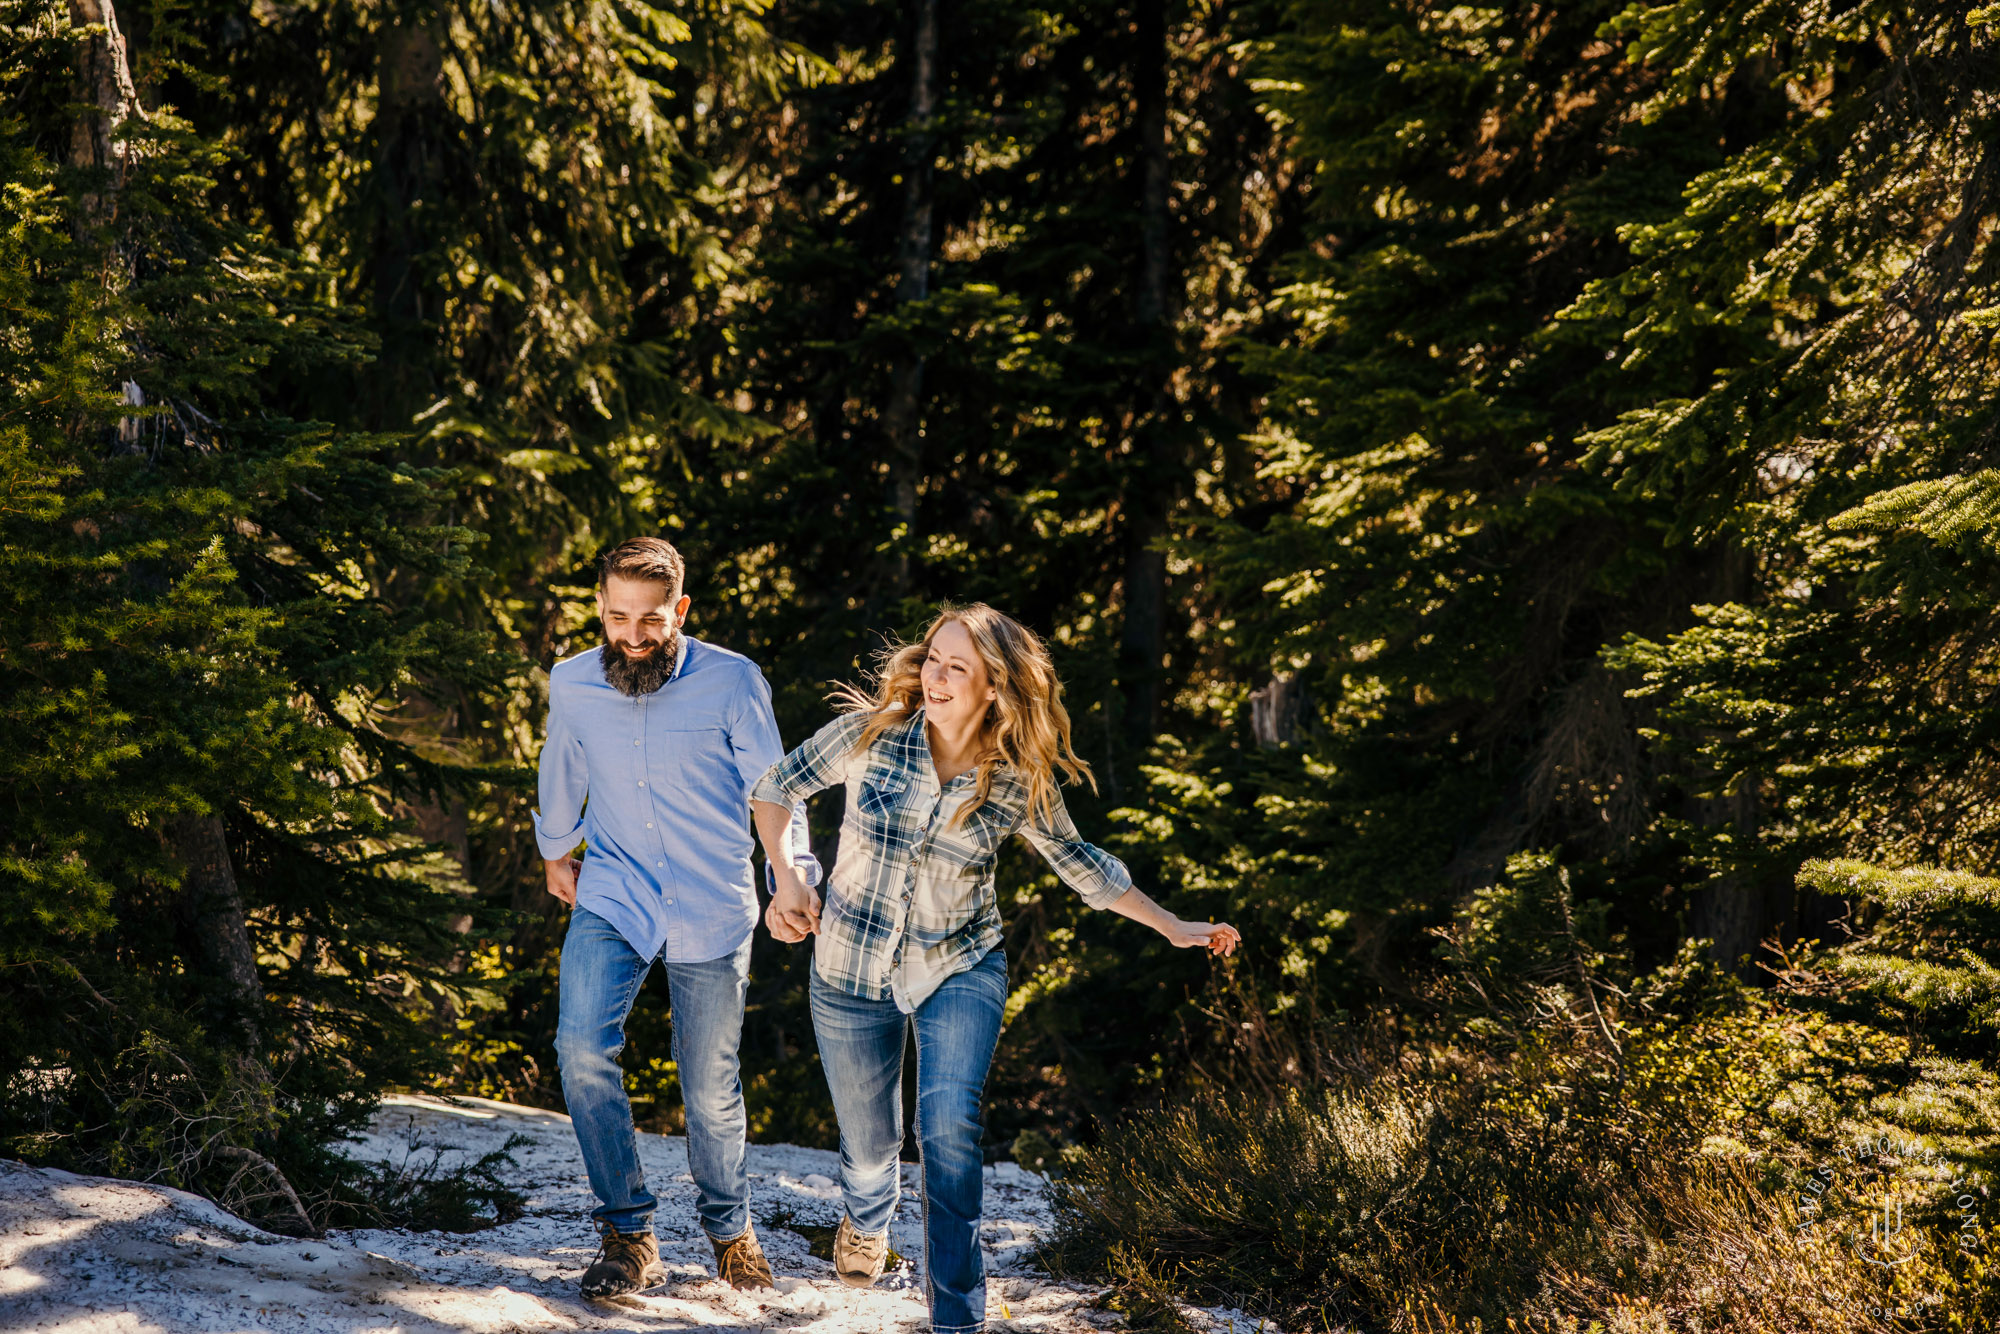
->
[1608,2,2000,943]
[0,0,500,1226]
[123,0,811,929]
[1137,0,1768,1021]
[105,0,843,1115]
[1794,859,2000,1172]
[645,0,1303,1137]
[1140,0,2000,1032]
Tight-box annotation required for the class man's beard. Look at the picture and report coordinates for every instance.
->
[601,631,681,697]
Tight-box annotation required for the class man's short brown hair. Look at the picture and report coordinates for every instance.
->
[598,537,686,600]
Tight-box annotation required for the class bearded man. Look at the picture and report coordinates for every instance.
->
[536,536,819,1298]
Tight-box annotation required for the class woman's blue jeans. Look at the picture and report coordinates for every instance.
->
[811,947,1007,1334]
[554,906,753,1241]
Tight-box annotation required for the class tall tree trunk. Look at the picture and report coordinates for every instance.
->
[1133,3,1172,335]
[1691,780,1762,974]
[1688,768,1768,976]
[372,9,478,925]
[1690,542,1764,975]
[65,0,144,220]
[168,815,264,1052]
[1117,1,1175,754]
[881,0,939,600]
[371,8,449,425]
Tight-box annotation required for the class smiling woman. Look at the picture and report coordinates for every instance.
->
[747,602,1239,1333]
[834,603,1094,831]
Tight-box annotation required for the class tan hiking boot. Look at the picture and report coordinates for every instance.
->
[833,1215,888,1288]
[580,1225,664,1299]
[710,1224,775,1289]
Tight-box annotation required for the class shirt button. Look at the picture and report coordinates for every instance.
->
[633,739,641,746]
[646,822,653,829]
[638,781,646,788]
[665,898,675,906]
[656,861,665,868]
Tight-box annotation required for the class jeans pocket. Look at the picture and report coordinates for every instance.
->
[940,943,1008,1008]
[974,945,1008,995]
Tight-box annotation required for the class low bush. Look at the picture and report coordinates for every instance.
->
[1043,855,2000,1331]
[316,1136,530,1234]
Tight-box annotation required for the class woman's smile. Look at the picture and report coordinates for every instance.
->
[920,620,992,726]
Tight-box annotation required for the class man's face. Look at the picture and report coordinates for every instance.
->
[598,575,689,659]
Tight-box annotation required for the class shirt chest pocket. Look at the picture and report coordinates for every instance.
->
[857,770,909,816]
[854,769,915,849]
[636,724,730,779]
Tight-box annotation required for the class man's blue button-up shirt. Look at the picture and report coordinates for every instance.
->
[533,636,819,963]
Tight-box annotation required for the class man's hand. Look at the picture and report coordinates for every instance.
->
[765,866,821,943]
[545,855,583,906]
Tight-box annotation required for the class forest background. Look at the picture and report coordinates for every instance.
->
[6,0,2000,1329]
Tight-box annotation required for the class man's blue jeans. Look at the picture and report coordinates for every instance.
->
[555,906,752,1240]
[811,947,1007,1334]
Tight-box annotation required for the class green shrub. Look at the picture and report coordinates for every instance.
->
[1043,855,2000,1330]
[319,1137,530,1233]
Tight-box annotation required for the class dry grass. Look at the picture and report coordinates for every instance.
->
[1042,1082,1997,1333]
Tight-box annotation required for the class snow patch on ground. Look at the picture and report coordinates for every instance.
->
[1,1093,1278,1332]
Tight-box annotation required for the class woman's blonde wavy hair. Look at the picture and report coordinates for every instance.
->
[833,603,1095,829]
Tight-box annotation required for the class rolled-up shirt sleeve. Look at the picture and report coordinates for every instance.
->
[751,712,866,808]
[1018,786,1133,910]
[730,666,823,888]
[533,682,588,861]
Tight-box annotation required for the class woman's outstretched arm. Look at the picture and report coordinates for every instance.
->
[1104,884,1240,956]
[1018,786,1241,956]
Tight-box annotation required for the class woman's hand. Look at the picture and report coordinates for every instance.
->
[1164,918,1241,957]
[765,865,822,943]
[1106,885,1242,958]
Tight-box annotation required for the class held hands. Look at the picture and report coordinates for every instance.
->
[765,865,822,943]
[544,856,583,906]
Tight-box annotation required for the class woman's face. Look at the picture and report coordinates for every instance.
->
[922,620,997,731]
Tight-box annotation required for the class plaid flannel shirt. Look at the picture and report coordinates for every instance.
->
[750,708,1133,1003]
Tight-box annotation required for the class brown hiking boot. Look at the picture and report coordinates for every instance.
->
[710,1224,775,1289]
[580,1225,664,1299]
[833,1215,888,1289]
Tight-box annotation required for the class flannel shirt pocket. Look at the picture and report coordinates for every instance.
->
[857,771,908,817]
[854,769,915,857]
